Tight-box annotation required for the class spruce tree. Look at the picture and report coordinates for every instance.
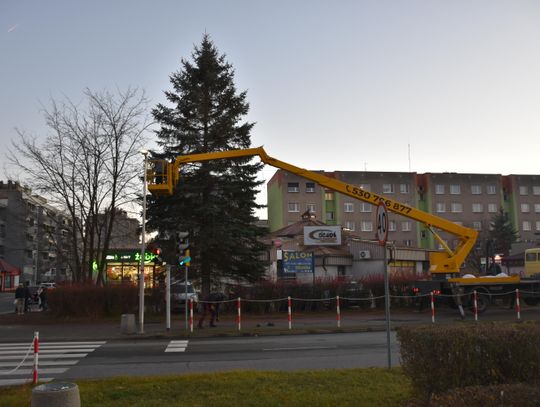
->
[147,35,267,296]
[489,209,519,256]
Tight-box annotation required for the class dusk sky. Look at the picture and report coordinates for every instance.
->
[2,1,539,217]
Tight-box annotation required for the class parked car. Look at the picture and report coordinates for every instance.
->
[39,282,57,289]
[170,281,199,312]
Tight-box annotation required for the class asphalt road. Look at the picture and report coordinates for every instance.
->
[57,331,399,381]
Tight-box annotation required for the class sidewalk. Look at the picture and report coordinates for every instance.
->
[0,307,488,343]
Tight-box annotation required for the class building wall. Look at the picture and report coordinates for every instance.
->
[267,169,540,249]
[0,181,72,283]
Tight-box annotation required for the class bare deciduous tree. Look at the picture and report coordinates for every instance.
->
[9,88,151,285]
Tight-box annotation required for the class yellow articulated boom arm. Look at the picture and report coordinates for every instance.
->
[147,147,478,275]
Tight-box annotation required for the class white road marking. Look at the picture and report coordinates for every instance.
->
[165,340,189,353]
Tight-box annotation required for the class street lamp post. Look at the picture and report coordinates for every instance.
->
[139,150,149,334]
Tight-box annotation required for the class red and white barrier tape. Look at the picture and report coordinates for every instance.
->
[287,296,292,330]
[32,331,39,384]
[516,289,521,320]
[237,297,241,331]
[336,295,341,328]
[430,292,435,324]
[189,298,194,333]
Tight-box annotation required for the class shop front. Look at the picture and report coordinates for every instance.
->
[104,249,163,288]
[0,259,21,292]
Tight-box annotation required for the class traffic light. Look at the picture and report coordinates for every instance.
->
[152,246,163,265]
[177,232,191,266]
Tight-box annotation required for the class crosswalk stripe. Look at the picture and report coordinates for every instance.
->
[165,340,189,352]
[0,378,53,386]
[0,340,105,387]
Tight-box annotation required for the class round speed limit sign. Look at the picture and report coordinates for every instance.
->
[376,201,389,246]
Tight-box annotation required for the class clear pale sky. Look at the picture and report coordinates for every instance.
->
[2,1,540,217]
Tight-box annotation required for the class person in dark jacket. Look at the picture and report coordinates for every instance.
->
[14,283,25,315]
[38,287,48,311]
[23,281,31,312]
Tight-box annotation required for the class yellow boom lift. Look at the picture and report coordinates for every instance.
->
[146,147,477,277]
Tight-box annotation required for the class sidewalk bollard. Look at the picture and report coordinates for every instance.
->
[32,382,80,407]
[287,296,292,330]
[336,296,341,328]
[516,289,521,320]
[33,331,39,385]
[236,297,241,331]
[121,314,136,334]
[189,298,194,333]
[473,290,478,322]
[430,292,435,324]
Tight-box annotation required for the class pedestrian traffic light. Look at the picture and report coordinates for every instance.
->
[152,247,163,265]
[179,248,191,266]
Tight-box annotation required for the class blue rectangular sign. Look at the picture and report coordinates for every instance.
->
[282,251,314,273]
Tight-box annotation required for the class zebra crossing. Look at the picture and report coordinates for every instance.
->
[0,341,106,387]
[165,340,189,352]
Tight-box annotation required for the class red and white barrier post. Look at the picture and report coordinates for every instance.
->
[336,296,341,328]
[189,298,194,333]
[430,291,435,324]
[237,297,242,331]
[287,296,292,330]
[473,290,478,322]
[32,331,39,385]
[515,289,521,320]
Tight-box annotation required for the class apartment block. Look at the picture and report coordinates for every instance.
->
[267,170,540,250]
[0,181,72,284]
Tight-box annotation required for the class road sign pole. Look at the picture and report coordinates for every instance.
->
[376,202,391,369]
[166,264,171,331]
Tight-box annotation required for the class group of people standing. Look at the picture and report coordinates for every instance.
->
[14,282,49,315]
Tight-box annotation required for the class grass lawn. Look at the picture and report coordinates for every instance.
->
[0,368,412,407]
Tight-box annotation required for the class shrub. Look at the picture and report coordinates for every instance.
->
[405,383,540,407]
[397,323,540,397]
[48,284,138,318]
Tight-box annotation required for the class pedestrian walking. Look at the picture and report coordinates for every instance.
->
[38,287,49,311]
[14,283,25,315]
[23,281,31,313]
[198,294,217,328]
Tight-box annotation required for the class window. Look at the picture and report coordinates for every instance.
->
[535,204,540,213]
[435,184,445,194]
[402,221,411,231]
[536,221,540,231]
[305,182,315,193]
[360,203,372,213]
[306,203,316,213]
[436,203,446,213]
[325,191,334,201]
[519,186,528,195]
[389,220,397,231]
[287,182,299,193]
[450,185,461,195]
[471,185,482,195]
[0,224,4,238]
[345,221,355,231]
[288,202,299,212]
[326,212,334,221]
[382,184,394,194]
[521,203,530,213]
[473,221,482,231]
[533,186,540,195]
[344,203,354,213]
[451,203,463,213]
[522,221,532,231]
[486,185,496,194]
[403,240,413,247]
[488,203,498,213]
[361,221,373,232]
[472,203,483,213]
[399,184,410,194]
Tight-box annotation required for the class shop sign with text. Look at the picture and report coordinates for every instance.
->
[283,251,314,273]
[303,226,341,246]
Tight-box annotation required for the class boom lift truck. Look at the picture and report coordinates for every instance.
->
[146,147,540,315]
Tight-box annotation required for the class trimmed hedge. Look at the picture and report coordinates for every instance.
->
[397,323,540,396]
[48,284,138,318]
[405,383,540,407]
